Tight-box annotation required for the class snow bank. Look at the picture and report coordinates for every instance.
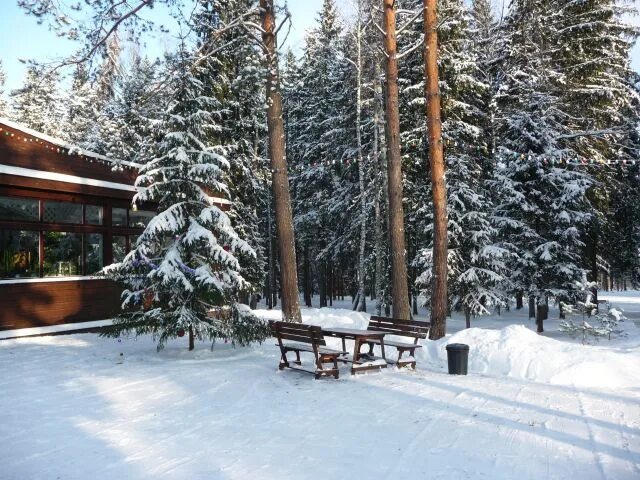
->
[423,325,640,389]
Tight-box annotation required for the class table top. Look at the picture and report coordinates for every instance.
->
[322,327,386,338]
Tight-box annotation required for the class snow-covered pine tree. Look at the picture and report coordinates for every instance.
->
[492,0,593,309]
[86,38,124,157]
[552,0,640,291]
[289,0,354,308]
[412,0,509,326]
[65,64,99,145]
[102,45,269,350]
[193,0,269,307]
[0,60,8,117]
[10,65,65,135]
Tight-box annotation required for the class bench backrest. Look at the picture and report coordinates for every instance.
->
[270,321,326,346]
[367,316,431,340]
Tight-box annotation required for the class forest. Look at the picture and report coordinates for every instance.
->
[1,0,639,345]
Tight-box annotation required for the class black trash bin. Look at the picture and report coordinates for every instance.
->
[446,343,469,375]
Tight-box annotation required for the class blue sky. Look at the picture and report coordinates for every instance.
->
[0,0,637,93]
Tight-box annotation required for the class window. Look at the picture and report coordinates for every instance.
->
[86,205,103,225]
[0,230,39,278]
[43,232,82,277]
[112,235,127,263]
[44,201,82,224]
[112,207,127,227]
[0,196,39,221]
[129,209,155,228]
[86,234,103,275]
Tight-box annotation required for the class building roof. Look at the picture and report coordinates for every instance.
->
[0,117,140,170]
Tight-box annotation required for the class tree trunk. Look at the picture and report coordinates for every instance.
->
[528,295,536,319]
[352,5,368,313]
[382,0,410,321]
[319,262,327,308]
[536,303,547,333]
[424,0,448,339]
[515,290,523,309]
[303,243,312,307]
[465,307,471,329]
[260,0,301,322]
[188,326,194,351]
[373,60,386,318]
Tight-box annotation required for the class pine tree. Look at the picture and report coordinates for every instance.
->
[413,0,508,327]
[65,64,99,146]
[194,0,269,306]
[10,65,64,135]
[0,60,8,117]
[102,46,270,350]
[492,0,593,308]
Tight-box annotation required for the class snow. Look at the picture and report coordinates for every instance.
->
[1,296,639,479]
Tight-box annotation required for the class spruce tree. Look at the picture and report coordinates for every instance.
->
[10,65,64,135]
[102,46,269,350]
[0,60,8,117]
[492,0,593,308]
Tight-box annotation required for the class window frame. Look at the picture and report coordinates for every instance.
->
[0,191,148,280]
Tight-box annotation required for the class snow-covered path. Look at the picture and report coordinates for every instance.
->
[1,303,639,479]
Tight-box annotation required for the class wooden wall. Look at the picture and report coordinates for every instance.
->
[0,279,121,330]
[0,122,137,186]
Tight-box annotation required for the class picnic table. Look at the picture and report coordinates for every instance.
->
[321,327,388,375]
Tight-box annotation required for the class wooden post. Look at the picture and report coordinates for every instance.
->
[424,0,448,339]
[260,0,302,322]
[382,0,411,321]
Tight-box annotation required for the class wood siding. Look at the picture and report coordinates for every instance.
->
[0,123,137,186]
[0,279,121,330]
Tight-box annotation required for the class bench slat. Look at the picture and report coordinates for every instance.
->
[367,338,423,349]
[280,342,346,356]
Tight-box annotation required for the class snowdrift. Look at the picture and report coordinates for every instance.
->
[423,324,640,389]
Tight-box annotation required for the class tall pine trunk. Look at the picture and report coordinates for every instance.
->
[355,8,367,313]
[260,0,301,322]
[424,0,448,339]
[382,0,410,321]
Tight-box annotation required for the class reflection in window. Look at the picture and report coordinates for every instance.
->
[112,235,127,263]
[112,207,127,226]
[129,210,155,228]
[86,205,103,225]
[0,196,39,221]
[130,235,140,250]
[0,230,39,278]
[86,234,103,274]
[43,232,82,277]
[44,201,82,224]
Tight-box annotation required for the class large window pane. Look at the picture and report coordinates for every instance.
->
[0,230,39,278]
[86,205,103,225]
[86,234,103,275]
[0,196,39,221]
[43,232,82,277]
[44,201,82,224]
[129,209,155,228]
[112,235,127,263]
[112,207,127,227]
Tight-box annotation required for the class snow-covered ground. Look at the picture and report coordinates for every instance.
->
[1,294,639,479]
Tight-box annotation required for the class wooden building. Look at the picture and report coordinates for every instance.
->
[0,119,155,332]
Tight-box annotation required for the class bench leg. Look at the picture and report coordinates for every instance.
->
[294,350,302,366]
[279,349,290,370]
[367,342,374,356]
[409,348,416,369]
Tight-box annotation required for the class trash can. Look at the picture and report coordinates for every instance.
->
[446,343,469,375]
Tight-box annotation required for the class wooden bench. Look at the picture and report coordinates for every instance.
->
[270,321,347,379]
[363,316,431,369]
